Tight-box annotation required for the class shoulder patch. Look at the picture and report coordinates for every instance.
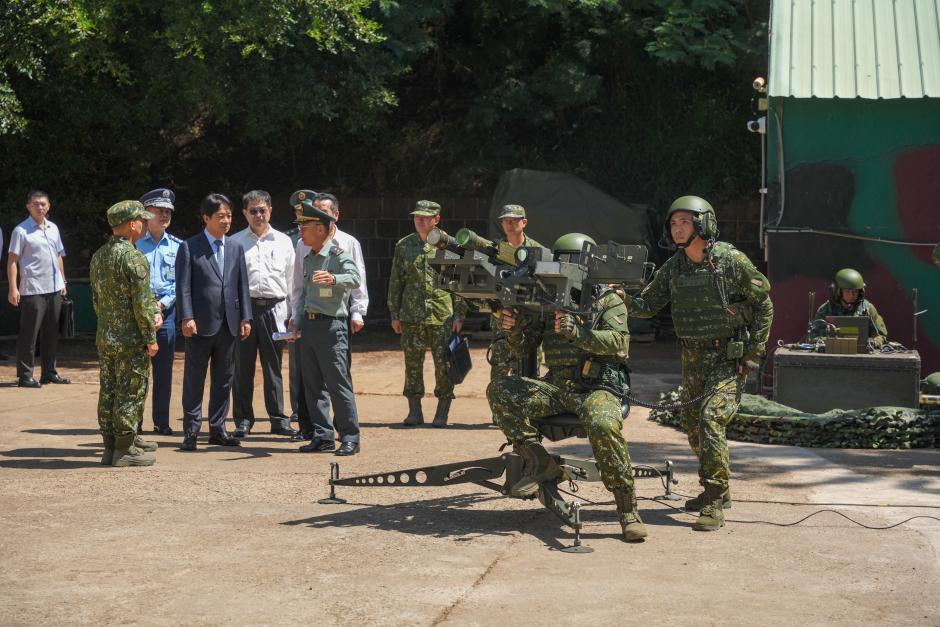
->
[130,253,150,281]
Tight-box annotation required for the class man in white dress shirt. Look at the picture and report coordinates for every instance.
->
[7,191,70,387]
[289,192,368,435]
[230,190,297,437]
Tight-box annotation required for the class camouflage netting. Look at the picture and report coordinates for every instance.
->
[648,388,940,449]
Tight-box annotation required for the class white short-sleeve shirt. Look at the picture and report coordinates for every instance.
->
[8,216,66,295]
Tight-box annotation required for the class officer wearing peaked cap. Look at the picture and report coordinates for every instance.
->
[136,188,182,435]
[288,199,362,455]
[91,200,162,467]
[285,189,318,438]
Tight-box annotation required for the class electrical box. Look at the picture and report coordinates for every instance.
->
[773,348,921,413]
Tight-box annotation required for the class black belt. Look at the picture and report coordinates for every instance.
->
[306,311,345,320]
[251,297,284,307]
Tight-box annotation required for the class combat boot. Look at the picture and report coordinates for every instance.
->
[431,398,451,428]
[111,433,156,467]
[510,440,561,498]
[685,487,732,511]
[402,396,424,427]
[613,488,648,542]
[101,434,115,466]
[692,485,726,531]
[134,434,159,452]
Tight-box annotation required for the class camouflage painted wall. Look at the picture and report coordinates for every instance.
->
[765,98,940,374]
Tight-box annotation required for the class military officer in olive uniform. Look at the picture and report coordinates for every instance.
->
[487,233,647,542]
[289,201,362,456]
[814,268,888,348]
[90,201,162,467]
[388,200,468,428]
[490,204,543,382]
[627,196,773,531]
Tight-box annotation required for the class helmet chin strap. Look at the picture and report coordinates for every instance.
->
[675,232,697,249]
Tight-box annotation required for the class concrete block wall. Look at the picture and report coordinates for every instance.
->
[337,197,489,320]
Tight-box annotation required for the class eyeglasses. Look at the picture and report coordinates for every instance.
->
[247,207,268,216]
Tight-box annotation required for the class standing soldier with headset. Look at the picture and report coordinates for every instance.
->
[388,200,468,428]
[626,196,773,532]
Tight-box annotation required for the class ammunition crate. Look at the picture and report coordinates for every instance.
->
[773,347,921,413]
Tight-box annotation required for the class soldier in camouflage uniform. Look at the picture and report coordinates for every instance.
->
[388,200,468,428]
[627,196,773,531]
[489,204,543,383]
[90,201,162,467]
[813,268,888,348]
[487,233,647,543]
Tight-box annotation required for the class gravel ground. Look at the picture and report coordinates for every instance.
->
[0,333,937,625]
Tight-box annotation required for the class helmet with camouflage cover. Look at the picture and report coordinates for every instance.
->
[830,268,866,302]
[665,195,718,247]
[924,372,940,395]
[552,233,596,263]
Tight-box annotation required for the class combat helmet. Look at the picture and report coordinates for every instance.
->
[830,268,866,302]
[664,195,718,248]
[924,372,940,395]
[552,233,596,263]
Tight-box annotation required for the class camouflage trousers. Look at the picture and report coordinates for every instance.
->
[679,346,745,491]
[489,333,542,382]
[487,374,635,491]
[401,322,453,399]
[98,348,150,437]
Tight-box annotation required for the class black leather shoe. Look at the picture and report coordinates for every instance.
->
[271,425,298,437]
[17,376,41,388]
[208,432,241,446]
[290,430,313,442]
[180,435,198,451]
[40,373,70,385]
[289,413,299,423]
[334,441,360,456]
[153,426,174,436]
[299,437,335,452]
[233,428,248,438]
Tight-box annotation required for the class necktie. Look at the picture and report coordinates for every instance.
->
[214,239,224,272]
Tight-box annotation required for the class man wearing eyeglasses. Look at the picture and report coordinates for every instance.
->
[229,190,297,438]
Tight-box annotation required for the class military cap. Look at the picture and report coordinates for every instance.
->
[108,200,153,228]
[498,204,526,219]
[139,188,175,210]
[289,189,318,212]
[410,200,441,216]
[295,202,336,225]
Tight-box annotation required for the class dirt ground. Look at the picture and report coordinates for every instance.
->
[0,330,938,626]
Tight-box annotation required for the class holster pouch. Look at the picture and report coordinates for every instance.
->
[726,340,744,360]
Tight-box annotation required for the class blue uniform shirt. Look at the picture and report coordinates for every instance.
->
[136,230,182,310]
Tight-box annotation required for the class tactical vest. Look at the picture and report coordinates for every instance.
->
[669,248,741,340]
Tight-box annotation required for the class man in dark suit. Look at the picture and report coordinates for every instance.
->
[175,193,252,450]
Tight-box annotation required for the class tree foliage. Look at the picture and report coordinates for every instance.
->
[0,0,768,265]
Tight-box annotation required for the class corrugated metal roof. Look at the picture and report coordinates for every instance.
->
[769,0,940,98]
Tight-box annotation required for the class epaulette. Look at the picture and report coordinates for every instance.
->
[167,233,183,243]
[330,243,344,255]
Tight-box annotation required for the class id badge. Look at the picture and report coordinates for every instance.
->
[318,287,333,298]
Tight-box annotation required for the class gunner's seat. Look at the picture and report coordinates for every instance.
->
[530,403,631,442]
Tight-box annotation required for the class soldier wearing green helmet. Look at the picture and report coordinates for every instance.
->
[626,195,774,532]
[487,232,649,543]
[813,268,888,348]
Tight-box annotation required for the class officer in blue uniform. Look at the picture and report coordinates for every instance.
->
[136,188,181,435]
[289,201,362,456]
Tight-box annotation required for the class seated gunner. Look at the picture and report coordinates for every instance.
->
[485,233,647,543]
[814,268,888,348]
